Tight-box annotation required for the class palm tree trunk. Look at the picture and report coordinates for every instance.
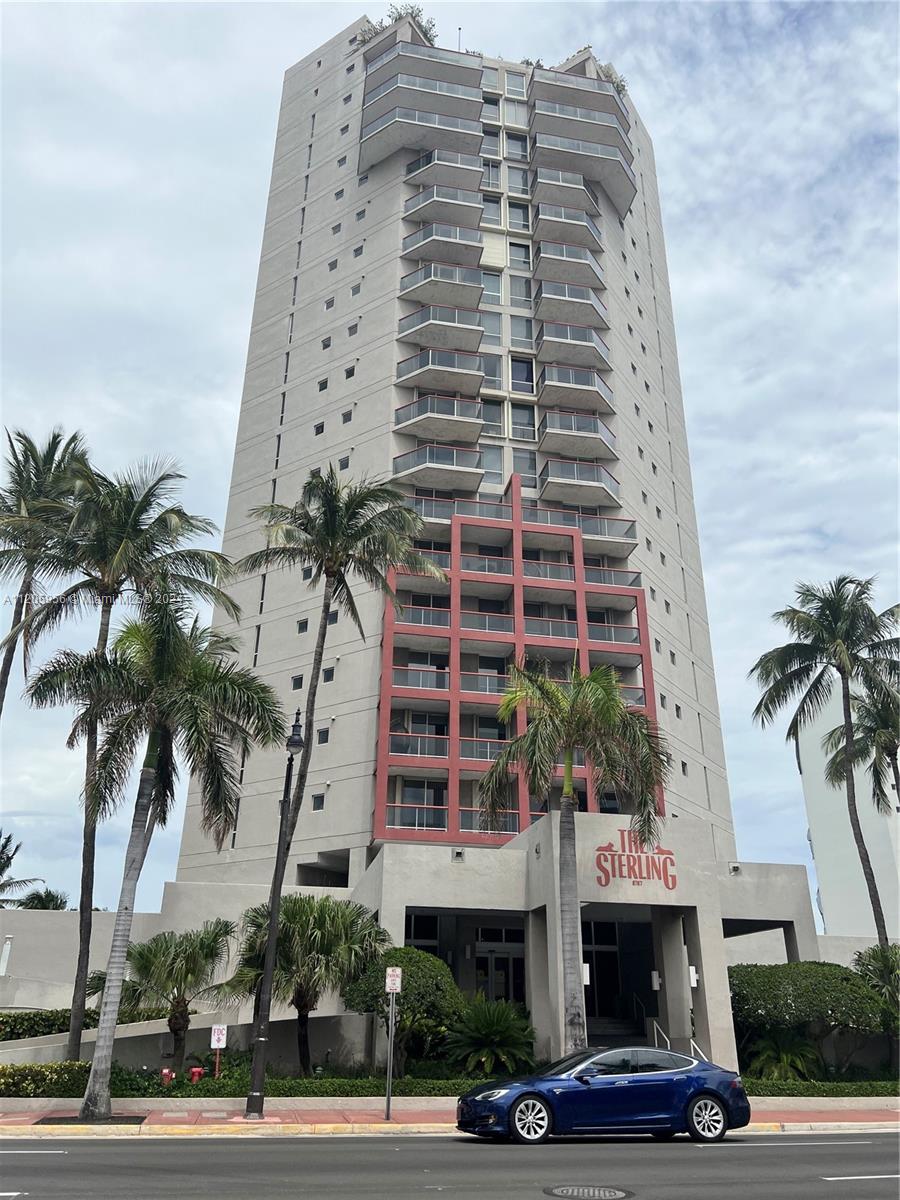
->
[68,599,114,1062]
[0,568,31,720]
[169,999,190,1075]
[840,673,889,949]
[295,1009,311,1077]
[890,753,900,812]
[558,749,587,1053]
[80,732,158,1121]
[246,577,335,1115]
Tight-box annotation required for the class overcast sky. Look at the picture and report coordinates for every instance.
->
[1,1,897,918]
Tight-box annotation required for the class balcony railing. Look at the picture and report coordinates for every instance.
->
[538,323,611,357]
[584,567,641,588]
[404,496,512,523]
[532,98,631,145]
[535,204,603,245]
[410,548,452,569]
[531,68,629,120]
[362,107,482,143]
[459,737,508,761]
[534,280,608,324]
[522,560,576,581]
[398,305,483,335]
[534,242,603,274]
[396,605,451,628]
[394,442,482,473]
[588,623,640,644]
[401,223,483,253]
[389,733,450,756]
[404,185,483,215]
[524,616,578,640]
[531,167,601,210]
[460,611,515,633]
[460,809,519,834]
[395,394,482,425]
[460,672,509,694]
[367,73,482,106]
[538,365,614,407]
[367,40,480,76]
[406,148,483,176]
[533,133,636,187]
[522,505,637,541]
[539,459,621,498]
[460,553,513,576]
[621,686,646,707]
[400,262,484,293]
[386,803,448,831]
[539,410,616,446]
[392,666,450,690]
[397,348,485,380]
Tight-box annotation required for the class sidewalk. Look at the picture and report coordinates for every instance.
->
[0,1095,896,1137]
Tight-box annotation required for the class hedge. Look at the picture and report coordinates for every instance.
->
[742,1076,900,1098]
[0,1007,171,1042]
[728,962,883,1038]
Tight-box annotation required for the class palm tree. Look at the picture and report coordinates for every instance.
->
[15,887,69,910]
[0,830,39,904]
[27,597,284,1119]
[750,575,898,948]
[86,920,235,1073]
[824,682,900,814]
[222,896,388,1075]
[479,661,669,1054]
[238,465,442,1110]
[0,427,88,718]
[13,458,239,1062]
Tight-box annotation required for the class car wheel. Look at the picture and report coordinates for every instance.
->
[686,1095,728,1142]
[509,1095,552,1145]
[651,1131,677,1140]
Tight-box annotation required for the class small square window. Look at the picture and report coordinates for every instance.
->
[631,363,638,375]
[649,586,656,600]
[638,446,644,459]
[312,793,325,811]
[641,491,648,504]
[321,336,332,349]
[302,565,313,580]
[346,62,355,73]
[675,704,682,719]
[681,760,688,776]
[358,174,368,185]
[645,538,652,551]
[297,619,309,634]
[342,409,352,423]
[351,282,361,296]
[660,694,667,709]
[348,323,358,337]
[664,599,671,613]
[656,506,662,519]
[345,365,356,379]
[340,124,349,135]
[332,223,341,235]
[317,728,329,745]
[669,649,677,664]
[352,245,363,258]
[343,94,352,105]
[326,610,338,628]
[638,306,644,317]
[328,259,338,272]
[323,666,335,682]
[316,59,322,68]
[649,421,655,433]
[324,296,335,310]
[314,421,324,435]
[337,155,347,167]
[645,382,652,394]
[338,455,349,470]
[627,324,633,335]
[334,188,344,200]
[292,674,304,690]
[641,343,647,355]
[356,209,365,221]
[654,638,661,652]
[317,379,328,392]
[660,550,666,564]
[310,467,321,477]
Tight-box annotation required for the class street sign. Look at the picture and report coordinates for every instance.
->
[385,966,403,993]
[210,1024,228,1049]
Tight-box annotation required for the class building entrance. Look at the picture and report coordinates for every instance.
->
[582,919,621,1020]
[474,925,525,1003]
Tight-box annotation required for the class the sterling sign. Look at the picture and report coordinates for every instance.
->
[596,828,677,891]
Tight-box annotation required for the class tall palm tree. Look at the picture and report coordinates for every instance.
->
[480,662,669,1054]
[238,465,442,1111]
[27,597,284,1119]
[0,427,88,718]
[86,919,235,1073]
[824,682,900,813]
[13,458,239,1061]
[0,830,40,904]
[750,575,898,948]
[222,896,388,1075]
[15,887,69,910]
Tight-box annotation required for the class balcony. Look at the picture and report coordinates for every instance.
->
[403,495,512,537]
[460,809,518,834]
[459,553,514,577]
[363,73,483,125]
[396,605,451,630]
[396,348,485,393]
[401,222,484,266]
[405,149,484,190]
[529,68,630,127]
[538,365,614,414]
[539,459,621,506]
[398,305,484,351]
[522,560,575,582]
[533,242,604,288]
[359,109,483,172]
[537,323,612,371]
[392,666,450,691]
[534,281,609,329]
[538,410,616,459]
[533,205,603,251]
[403,185,484,229]
[524,615,578,641]
[459,737,508,763]
[523,505,637,557]
[388,732,449,758]
[386,803,448,831]
[621,685,646,708]
[460,671,509,696]
[584,566,641,589]
[588,622,640,646]
[394,394,483,443]
[400,262,485,308]
[365,40,483,88]
[530,99,632,162]
[531,134,637,218]
[460,611,515,635]
[531,168,600,215]
[393,443,484,490]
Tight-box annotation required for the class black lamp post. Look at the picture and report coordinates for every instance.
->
[245,709,303,1119]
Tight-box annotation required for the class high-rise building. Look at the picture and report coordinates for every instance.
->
[170,13,818,1065]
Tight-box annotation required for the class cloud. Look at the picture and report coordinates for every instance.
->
[1,2,896,918]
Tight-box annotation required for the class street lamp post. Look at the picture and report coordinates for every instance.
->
[245,709,304,1120]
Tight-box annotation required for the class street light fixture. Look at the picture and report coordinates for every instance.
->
[245,709,304,1120]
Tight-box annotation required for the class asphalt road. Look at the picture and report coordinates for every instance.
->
[0,1132,898,1200]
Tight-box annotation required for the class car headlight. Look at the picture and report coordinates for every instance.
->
[474,1088,510,1101]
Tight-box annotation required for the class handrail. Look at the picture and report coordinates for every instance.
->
[690,1038,708,1062]
[632,992,646,1028]
[651,1020,671,1050]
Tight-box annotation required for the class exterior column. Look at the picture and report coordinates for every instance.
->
[683,906,738,1070]
[524,907,554,1061]
[651,908,691,1052]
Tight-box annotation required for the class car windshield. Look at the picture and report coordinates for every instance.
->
[538,1052,594,1077]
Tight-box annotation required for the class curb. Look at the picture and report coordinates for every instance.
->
[0,1119,897,1139]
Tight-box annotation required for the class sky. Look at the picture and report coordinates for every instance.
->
[1,1,897,918]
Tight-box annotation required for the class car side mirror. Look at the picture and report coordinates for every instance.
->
[574,1066,600,1084]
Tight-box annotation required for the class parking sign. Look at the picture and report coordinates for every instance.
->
[385,966,403,994]
[210,1024,228,1049]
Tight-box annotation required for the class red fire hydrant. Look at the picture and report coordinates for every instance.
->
[188,1067,205,1084]
[160,1068,176,1086]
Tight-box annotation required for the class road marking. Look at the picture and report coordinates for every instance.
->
[822,1176,900,1182]
[0,1150,68,1154]
[700,1139,875,1147]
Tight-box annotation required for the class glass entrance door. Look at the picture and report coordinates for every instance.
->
[475,951,525,1003]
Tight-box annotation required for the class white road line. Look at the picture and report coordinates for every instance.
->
[699,1139,875,1147]
[0,1150,68,1154]
[822,1176,900,1182]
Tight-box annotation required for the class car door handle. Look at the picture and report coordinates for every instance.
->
[614,1080,630,1086]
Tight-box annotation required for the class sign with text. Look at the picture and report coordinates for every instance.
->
[210,1024,228,1049]
[595,829,677,892]
[385,966,403,994]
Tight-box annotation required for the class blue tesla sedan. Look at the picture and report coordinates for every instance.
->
[457,1046,751,1144]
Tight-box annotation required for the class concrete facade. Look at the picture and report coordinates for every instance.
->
[0,16,822,1074]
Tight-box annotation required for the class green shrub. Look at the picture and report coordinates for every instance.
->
[445,996,535,1076]
[0,1006,171,1042]
[742,1076,900,1098]
[853,944,900,1032]
[746,1029,823,1081]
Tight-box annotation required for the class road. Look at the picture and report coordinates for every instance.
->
[0,1131,897,1199]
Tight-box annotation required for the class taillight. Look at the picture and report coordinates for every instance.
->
[730,1077,744,1091]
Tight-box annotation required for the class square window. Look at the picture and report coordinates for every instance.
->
[317,379,328,392]
[310,467,321,477]
[343,94,352,105]
[332,223,341,235]
[334,188,344,200]
[506,71,526,98]
[654,638,661,652]
[356,209,365,221]
[339,455,349,470]
[340,124,349,135]
[302,565,313,580]
[312,793,325,811]
[297,619,308,634]
[508,202,530,231]
[345,365,356,379]
[358,173,368,185]
[641,491,648,504]
[351,282,361,296]
[660,694,667,709]
[323,666,334,682]
[505,132,528,161]
[681,760,688,776]
[321,336,332,349]
[664,599,671,613]
[317,728,329,745]
[327,610,338,625]
[346,63,355,73]
[342,409,352,423]
[292,674,304,690]
[509,242,531,269]
[325,296,335,310]
[353,245,363,258]
[656,506,662,519]
[328,259,338,271]
[348,322,358,336]
[660,550,666,564]
[669,650,677,664]
[482,196,501,226]
[675,704,682,718]
[337,155,347,167]
[649,586,656,600]
[314,421,324,435]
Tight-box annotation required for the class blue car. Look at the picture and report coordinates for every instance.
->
[457,1046,751,1144]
